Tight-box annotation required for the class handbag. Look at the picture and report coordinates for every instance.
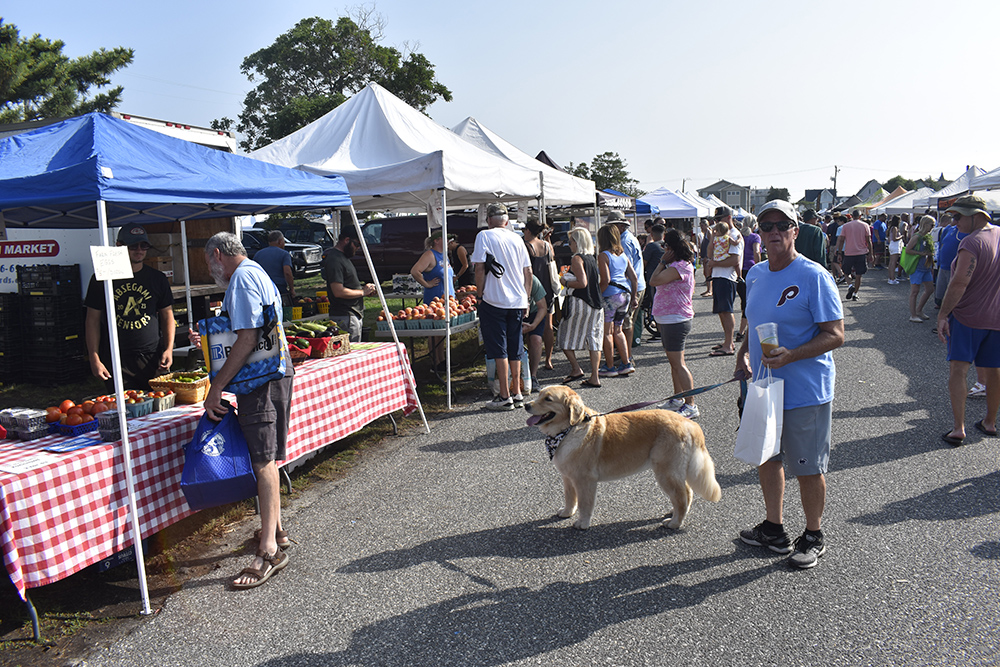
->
[180,402,258,510]
[734,364,784,466]
[199,300,287,395]
[898,247,919,275]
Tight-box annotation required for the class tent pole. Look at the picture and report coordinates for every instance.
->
[440,189,451,410]
[97,200,152,616]
[539,171,546,228]
[180,220,193,336]
[348,205,429,432]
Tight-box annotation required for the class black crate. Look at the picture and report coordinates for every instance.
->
[0,293,19,329]
[21,295,84,328]
[0,356,20,385]
[25,359,89,386]
[17,264,81,297]
[23,329,85,348]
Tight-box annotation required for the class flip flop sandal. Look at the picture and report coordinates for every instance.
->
[940,432,965,447]
[232,548,289,590]
[580,380,602,388]
[974,420,998,437]
[708,349,735,357]
[253,528,293,549]
[562,373,585,384]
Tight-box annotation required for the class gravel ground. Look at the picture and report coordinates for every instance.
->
[85,275,1000,667]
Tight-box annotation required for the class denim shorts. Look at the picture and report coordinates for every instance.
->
[479,301,524,361]
[909,268,933,285]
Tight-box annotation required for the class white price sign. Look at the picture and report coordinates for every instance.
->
[90,246,133,281]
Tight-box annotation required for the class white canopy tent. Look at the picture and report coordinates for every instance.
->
[971,166,1000,191]
[450,117,596,213]
[916,165,987,208]
[640,187,702,218]
[677,191,714,218]
[874,187,934,216]
[251,84,546,407]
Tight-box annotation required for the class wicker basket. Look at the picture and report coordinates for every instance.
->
[149,372,211,404]
[305,333,351,358]
[287,338,312,365]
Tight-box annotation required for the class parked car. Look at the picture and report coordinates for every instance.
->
[348,214,483,283]
[241,229,323,278]
[256,218,338,249]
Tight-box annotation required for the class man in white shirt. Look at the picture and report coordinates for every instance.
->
[707,206,745,356]
[471,203,533,411]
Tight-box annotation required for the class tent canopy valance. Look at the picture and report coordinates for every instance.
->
[0,113,352,228]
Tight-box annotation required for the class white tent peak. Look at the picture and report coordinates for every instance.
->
[450,116,595,206]
[251,83,542,211]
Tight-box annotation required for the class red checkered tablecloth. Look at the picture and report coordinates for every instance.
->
[0,343,416,601]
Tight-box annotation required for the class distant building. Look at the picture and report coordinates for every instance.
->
[854,179,883,204]
[802,188,837,211]
[697,180,750,210]
[749,188,770,213]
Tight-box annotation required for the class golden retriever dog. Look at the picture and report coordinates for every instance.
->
[525,385,721,530]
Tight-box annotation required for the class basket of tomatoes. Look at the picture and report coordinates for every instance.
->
[44,398,115,435]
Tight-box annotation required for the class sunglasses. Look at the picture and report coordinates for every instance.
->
[758,220,796,233]
[128,242,152,251]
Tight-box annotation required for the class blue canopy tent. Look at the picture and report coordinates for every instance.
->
[0,112,427,621]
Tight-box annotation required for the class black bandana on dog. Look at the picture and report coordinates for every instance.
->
[545,428,570,460]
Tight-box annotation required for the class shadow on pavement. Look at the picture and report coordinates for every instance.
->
[849,470,1000,525]
[263,552,774,667]
[338,517,689,575]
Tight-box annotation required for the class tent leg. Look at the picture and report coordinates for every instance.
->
[24,591,41,642]
[386,413,398,436]
[280,468,292,495]
[347,205,430,430]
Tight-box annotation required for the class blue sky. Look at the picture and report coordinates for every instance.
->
[5,0,999,201]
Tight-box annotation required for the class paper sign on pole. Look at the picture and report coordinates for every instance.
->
[90,246,133,281]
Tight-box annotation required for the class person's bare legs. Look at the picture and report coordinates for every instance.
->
[916,282,934,317]
[947,360,972,440]
[543,314,555,369]
[758,459,784,525]
[908,283,920,318]
[665,349,694,404]
[798,474,826,532]
[983,366,1000,433]
[602,321,615,369]
[587,350,602,385]
[495,357,511,400]
[233,461,281,586]
[719,312,735,352]
[563,349,583,378]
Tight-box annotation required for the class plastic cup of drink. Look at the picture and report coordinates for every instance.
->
[756,322,779,357]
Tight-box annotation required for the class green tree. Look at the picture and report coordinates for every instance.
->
[0,19,133,124]
[767,187,790,202]
[215,12,452,151]
[568,152,643,198]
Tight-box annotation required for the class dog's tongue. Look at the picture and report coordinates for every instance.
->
[526,414,543,427]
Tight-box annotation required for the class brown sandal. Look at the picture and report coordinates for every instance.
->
[232,548,288,589]
[253,528,293,548]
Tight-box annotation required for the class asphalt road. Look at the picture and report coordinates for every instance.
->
[88,273,999,667]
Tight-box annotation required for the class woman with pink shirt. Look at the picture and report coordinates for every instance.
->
[649,229,699,420]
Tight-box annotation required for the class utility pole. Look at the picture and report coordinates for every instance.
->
[831,165,839,199]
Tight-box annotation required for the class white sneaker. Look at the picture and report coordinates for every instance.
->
[678,403,700,419]
[660,398,685,411]
[484,396,515,411]
[969,382,987,398]
[512,394,525,408]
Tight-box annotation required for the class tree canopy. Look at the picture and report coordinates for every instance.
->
[568,152,643,198]
[0,19,133,124]
[215,13,452,151]
[766,187,791,202]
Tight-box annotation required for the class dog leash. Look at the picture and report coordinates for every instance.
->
[588,377,741,419]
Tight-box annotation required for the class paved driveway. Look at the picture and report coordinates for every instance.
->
[90,276,1000,666]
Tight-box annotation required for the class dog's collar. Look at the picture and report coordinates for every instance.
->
[545,428,571,460]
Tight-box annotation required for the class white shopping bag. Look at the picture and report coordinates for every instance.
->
[734,366,784,466]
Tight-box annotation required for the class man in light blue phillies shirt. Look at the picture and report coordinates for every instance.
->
[734,199,844,570]
[609,212,644,365]
[253,230,296,305]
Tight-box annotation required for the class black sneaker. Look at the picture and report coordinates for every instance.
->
[789,532,826,569]
[739,522,792,554]
[845,285,856,301]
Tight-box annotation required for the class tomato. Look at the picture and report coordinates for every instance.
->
[81,401,95,415]
[66,406,84,417]
[59,414,68,424]
[81,414,95,423]
[46,408,63,423]
[65,414,83,426]
[59,399,75,412]
[92,402,110,415]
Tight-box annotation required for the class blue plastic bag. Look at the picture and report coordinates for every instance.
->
[181,403,257,510]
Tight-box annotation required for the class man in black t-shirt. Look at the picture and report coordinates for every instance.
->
[85,223,175,390]
[323,229,376,341]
